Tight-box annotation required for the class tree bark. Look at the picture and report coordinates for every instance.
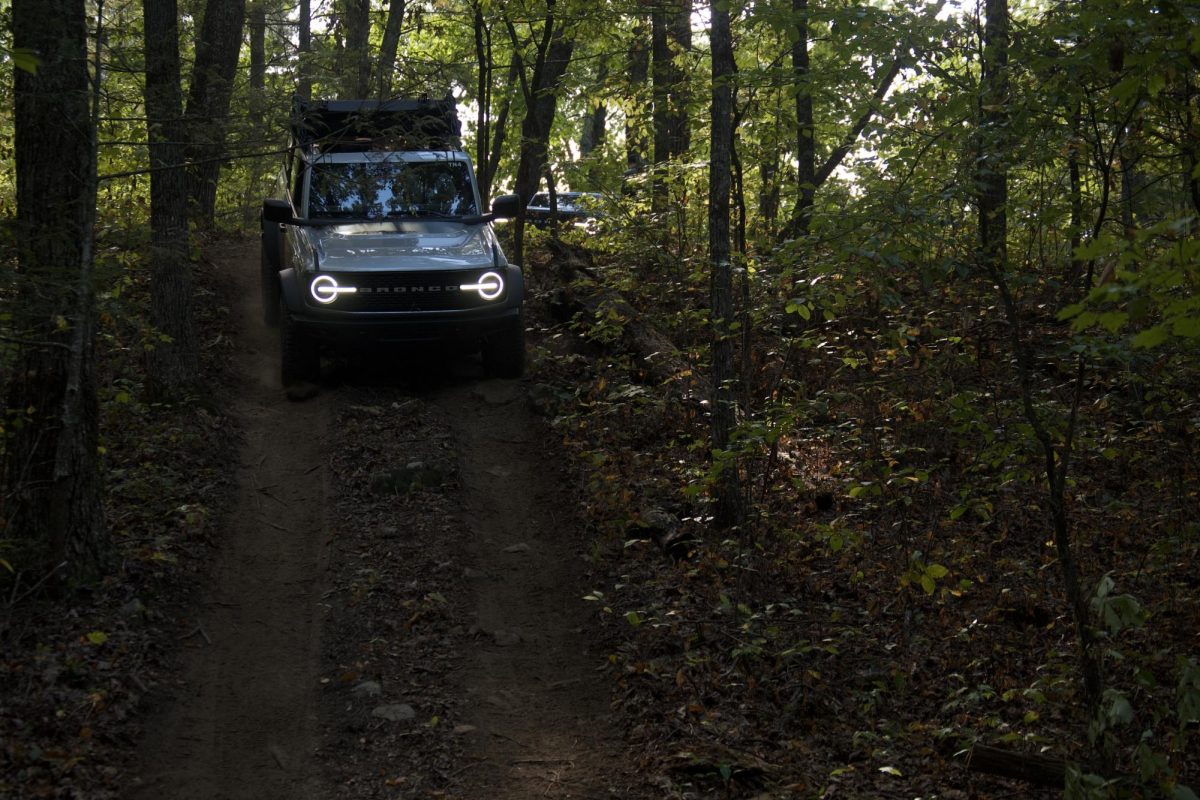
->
[144,0,199,399]
[248,0,265,128]
[789,0,815,236]
[652,0,691,208]
[709,0,745,528]
[184,0,247,227]
[977,0,1009,275]
[3,0,105,581]
[377,0,406,98]
[625,19,650,176]
[297,0,312,101]
[505,4,576,268]
[337,0,372,99]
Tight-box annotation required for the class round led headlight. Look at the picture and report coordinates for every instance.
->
[311,275,357,304]
[460,271,504,301]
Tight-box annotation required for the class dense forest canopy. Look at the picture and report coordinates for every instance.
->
[1,0,1197,796]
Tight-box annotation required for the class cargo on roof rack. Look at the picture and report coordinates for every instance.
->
[290,97,462,152]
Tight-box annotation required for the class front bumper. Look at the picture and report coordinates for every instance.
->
[280,265,523,347]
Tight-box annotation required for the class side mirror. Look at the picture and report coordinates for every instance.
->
[262,198,294,225]
[490,194,522,219]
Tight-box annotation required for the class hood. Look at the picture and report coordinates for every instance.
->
[308,221,498,272]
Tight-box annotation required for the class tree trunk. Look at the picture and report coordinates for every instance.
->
[377,0,406,98]
[977,0,1008,275]
[652,0,691,208]
[248,0,265,128]
[709,0,745,528]
[1187,73,1200,215]
[297,0,312,101]
[3,0,105,581]
[1066,103,1085,293]
[184,0,247,227]
[337,0,372,99]
[789,0,816,237]
[625,19,650,176]
[506,7,576,268]
[482,58,519,204]
[580,56,608,156]
[144,0,199,399]
[977,0,1105,746]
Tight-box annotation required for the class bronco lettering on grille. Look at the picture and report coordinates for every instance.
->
[358,285,459,294]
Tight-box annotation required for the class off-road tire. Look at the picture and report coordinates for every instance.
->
[482,317,525,379]
[279,298,318,384]
[261,224,282,326]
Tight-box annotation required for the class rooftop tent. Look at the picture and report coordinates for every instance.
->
[291,97,462,152]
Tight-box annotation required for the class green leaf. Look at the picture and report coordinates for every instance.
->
[624,611,643,627]
[86,631,109,645]
[1171,317,1200,338]
[1057,303,1085,321]
[926,563,950,579]
[1108,693,1133,726]
[0,558,13,574]
[919,574,936,595]
[10,48,40,75]
[1132,325,1168,349]
[1097,311,1128,333]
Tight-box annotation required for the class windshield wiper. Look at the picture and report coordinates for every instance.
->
[385,210,491,224]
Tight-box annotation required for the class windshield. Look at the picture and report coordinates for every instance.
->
[308,160,478,219]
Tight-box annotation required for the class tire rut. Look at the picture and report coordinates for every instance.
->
[128,243,329,800]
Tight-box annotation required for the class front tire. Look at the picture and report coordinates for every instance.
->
[280,298,318,384]
[261,224,282,327]
[482,316,525,379]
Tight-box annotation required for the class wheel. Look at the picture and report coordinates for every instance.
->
[482,316,525,379]
[279,297,318,384]
[261,226,282,327]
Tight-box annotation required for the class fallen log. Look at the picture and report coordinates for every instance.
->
[965,743,1066,788]
[544,238,702,395]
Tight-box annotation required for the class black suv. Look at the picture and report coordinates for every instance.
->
[261,98,524,383]
[525,191,603,229]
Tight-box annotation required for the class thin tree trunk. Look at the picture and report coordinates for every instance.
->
[789,0,815,237]
[625,19,649,176]
[1067,102,1085,292]
[4,0,105,581]
[377,0,406,98]
[144,0,199,398]
[297,0,312,101]
[652,0,690,209]
[977,0,1104,744]
[482,57,519,203]
[580,56,609,159]
[1187,73,1200,215]
[184,0,247,227]
[709,0,745,528]
[505,6,575,268]
[338,0,372,98]
[248,0,265,128]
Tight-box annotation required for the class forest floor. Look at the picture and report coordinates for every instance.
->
[1,234,1195,799]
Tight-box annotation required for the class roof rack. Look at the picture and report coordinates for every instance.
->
[291,97,462,153]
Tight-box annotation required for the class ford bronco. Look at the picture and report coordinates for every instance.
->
[261,98,524,383]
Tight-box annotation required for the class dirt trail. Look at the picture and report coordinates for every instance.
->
[128,244,331,800]
[127,241,632,799]
[441,380,624,799]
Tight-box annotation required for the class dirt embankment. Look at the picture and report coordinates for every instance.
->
[125,241,640,799]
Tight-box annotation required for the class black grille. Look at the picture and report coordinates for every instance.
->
[309,270,504,312]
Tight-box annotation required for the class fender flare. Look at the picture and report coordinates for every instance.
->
[279,267,306,313]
